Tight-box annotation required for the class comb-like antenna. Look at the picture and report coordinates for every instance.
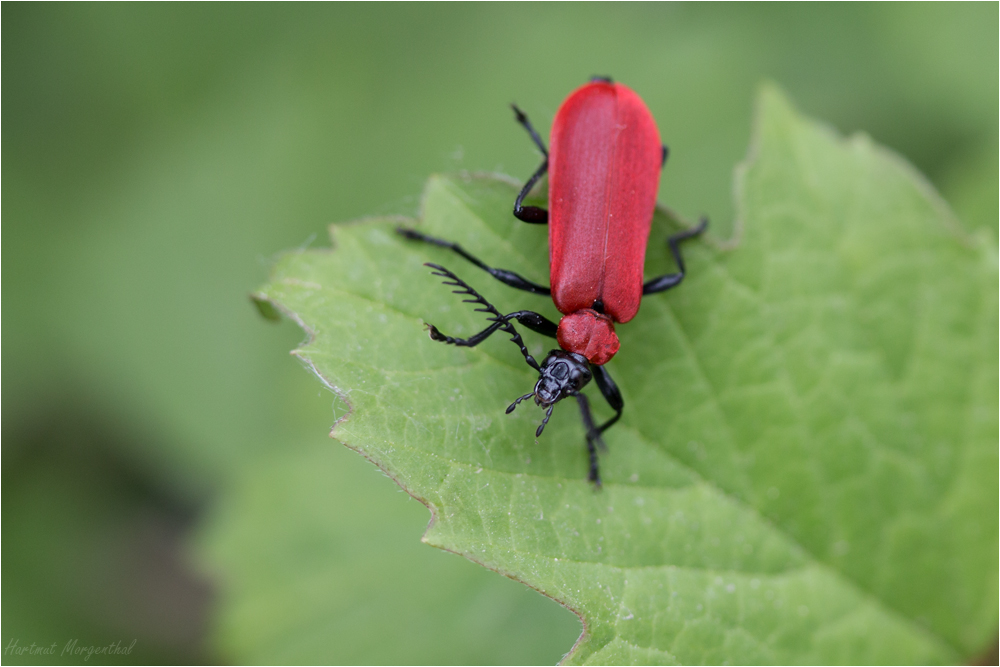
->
[506,392,535,414]
[425,263,540,371]
[535,405,555,437]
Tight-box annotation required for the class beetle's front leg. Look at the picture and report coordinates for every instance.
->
[592,365,624,435]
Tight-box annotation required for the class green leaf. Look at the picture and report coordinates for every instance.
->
[251,86,997,664]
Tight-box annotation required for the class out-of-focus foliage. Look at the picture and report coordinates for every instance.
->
[3,4,996,664]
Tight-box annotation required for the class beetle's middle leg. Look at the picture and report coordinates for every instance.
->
[397,228,550,295]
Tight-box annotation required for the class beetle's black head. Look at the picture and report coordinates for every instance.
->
[533,350,592,406]
[506,350,592,437]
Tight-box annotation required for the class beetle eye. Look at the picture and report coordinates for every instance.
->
[550,362,569,379]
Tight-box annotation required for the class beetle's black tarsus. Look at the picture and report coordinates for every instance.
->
[642,216,709,295]
[513,159,549,224]
[426,323,445,341]
[423,263,544,371]
[575,393,604,487]
[662,145,669,167]
[398,227,551,295]
[511,104,550,224]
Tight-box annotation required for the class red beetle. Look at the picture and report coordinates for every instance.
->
[399,77,707,485]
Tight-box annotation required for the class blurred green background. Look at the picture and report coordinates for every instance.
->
[3,4,996,664]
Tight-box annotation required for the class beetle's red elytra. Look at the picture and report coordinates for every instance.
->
[550,81,662,334]
[398,77,707,485]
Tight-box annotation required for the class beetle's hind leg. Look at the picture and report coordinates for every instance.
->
[511,104,548,157]
[510,105,549,224]
[642,217,709,295]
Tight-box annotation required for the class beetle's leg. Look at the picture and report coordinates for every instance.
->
[397,228,550,295]
[575,393,604,488]
[505,310,558,338]
[424,263,550,371]
[513,158,549,224]
[511,104,548,157]
[662,144,669,167]
[592,365,624,438]
[427,309,556,347]
[642,217,709,295]
[510,104,549,224]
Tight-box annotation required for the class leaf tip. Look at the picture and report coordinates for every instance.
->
[250,293,281,322]
[753,81,802,131]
